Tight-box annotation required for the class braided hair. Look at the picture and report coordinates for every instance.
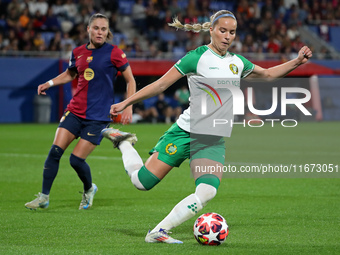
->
[168,10,236,33]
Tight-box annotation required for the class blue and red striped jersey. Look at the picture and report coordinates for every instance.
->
[66,42,129,121]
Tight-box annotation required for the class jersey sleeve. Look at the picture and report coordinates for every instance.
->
[174,49,201,75]
[111,46,129,72]
[236,54,255,78]
[67,50,77,73]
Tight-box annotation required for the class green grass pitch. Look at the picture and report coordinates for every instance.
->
[0,122,339,254]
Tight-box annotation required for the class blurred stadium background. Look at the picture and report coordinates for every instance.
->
[0,0,340,123]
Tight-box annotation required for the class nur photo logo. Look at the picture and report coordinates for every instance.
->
[190,77,312,137]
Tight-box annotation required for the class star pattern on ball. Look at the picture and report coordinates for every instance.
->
[204,228,220,243]
[193,223,203,237]
[200,213,217,226]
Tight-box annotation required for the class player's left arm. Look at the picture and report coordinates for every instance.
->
[246,46,312,81]
[120,65,136,124]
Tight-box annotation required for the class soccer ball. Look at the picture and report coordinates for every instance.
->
[193,212,229,245]
[112,113,122,123]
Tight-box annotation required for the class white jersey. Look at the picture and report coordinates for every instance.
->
[174,45,255,137]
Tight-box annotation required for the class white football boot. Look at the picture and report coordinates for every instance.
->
[79,183,98,210]
[101,128,137,148]
[25,193,49,210]
[145,228,183,244]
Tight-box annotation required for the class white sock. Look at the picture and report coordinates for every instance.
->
[118,141,143,177]
[150,183,217,232]
[131,170,146,190]
[151,194,203,232]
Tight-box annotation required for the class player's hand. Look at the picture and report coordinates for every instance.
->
[297,46,312,65]
[37,83,50,95]
[120,106,133,125]
[110,102,127,120]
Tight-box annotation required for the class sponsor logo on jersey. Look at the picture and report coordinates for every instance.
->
[86,56,93,63]
[209,67,219,70]
[165,143,177,155]
[229,64,238,74]
[77,54,83,59]
[84,68,95,81]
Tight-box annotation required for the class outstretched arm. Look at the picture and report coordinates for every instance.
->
[37,69,77,95]
[246,46,312,81]
[110,67,183,116]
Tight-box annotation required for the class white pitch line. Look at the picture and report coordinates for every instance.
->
[2,152,335,167]
[0,152,137,161]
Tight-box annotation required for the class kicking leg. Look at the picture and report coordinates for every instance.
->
[145,159,223,243]
[101,128,172,189]
[102,128,141,177]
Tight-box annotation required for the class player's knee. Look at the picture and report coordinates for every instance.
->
[126,163,144,176]
[195,174,220,206]
[131,166,160,191]
[48,144,64,160]
[44,145,64,169]
[131,171,146,190]
[69,153,85,169]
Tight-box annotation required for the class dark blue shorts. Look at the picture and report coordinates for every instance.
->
[59,111,110,145]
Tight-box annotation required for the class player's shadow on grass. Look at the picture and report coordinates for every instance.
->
[113,228,146,238]
[43,199,81,209]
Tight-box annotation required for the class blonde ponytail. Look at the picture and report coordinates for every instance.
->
[168,10,236,33]
[168,17,211,33]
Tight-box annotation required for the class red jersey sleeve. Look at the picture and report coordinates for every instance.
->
[111,46,129,72]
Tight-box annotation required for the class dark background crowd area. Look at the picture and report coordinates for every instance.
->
[0,0,339,60]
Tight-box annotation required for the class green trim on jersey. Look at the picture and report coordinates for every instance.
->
[174,45,209,75]
[233,53,255,78]
[175,46,255,78]
[206,46,227,59]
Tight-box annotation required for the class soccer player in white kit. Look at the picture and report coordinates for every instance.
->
[102,10,312,243]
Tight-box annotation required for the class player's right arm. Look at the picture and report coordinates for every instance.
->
[110,48,200,117]
[37,69,78,95]
[110,67,183,116]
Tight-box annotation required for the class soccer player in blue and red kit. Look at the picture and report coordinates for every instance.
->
[25,13,136,210]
